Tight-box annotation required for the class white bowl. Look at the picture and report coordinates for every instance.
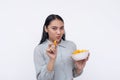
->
[72,52,89,61]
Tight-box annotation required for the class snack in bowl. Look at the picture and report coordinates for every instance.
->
[72,49,89,61]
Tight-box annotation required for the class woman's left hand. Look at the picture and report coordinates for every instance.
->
[74,54,89,74]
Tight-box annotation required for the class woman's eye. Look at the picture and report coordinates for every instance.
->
[52,27,57,30]
[60,27,64,30]
[60,26,64,30]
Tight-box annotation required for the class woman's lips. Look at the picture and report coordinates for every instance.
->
[56,36,61,39]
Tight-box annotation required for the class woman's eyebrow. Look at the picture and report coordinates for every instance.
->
[60,26,64,28]
[61,26,64,28]
[51,26,57,28]
[51,26,64,28]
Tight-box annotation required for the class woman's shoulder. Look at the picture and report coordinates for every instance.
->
[34,41,47,52]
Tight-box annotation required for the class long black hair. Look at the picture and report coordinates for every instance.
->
[39,14,66,44]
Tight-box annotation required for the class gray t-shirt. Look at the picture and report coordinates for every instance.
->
[34,39,82,80]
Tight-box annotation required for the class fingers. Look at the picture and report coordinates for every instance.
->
[47,48,55,54]
[86,53,90,61]
[76,59,86,63]
[46,48,52,53]
[75,59,87,67]
[74,53,90,70]
[75,59,87,70]
[47,44,57,53]
[48,43,57,49]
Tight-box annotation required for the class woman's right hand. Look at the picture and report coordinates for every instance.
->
[46,43,57,60]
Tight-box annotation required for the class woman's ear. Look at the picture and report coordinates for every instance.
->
[45,26,48,33]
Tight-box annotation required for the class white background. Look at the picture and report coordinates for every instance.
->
[0,0,120,80]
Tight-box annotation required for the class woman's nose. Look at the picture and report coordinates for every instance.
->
[56,29,60,34]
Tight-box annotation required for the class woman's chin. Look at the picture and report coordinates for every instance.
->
[56,38,61,42]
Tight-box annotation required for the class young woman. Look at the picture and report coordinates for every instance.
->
[34,14,89,80]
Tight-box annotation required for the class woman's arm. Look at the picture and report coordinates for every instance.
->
[34,46,55,80]
[47,59,55,71]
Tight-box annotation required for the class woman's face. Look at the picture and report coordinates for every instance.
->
[45,19,65,43]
